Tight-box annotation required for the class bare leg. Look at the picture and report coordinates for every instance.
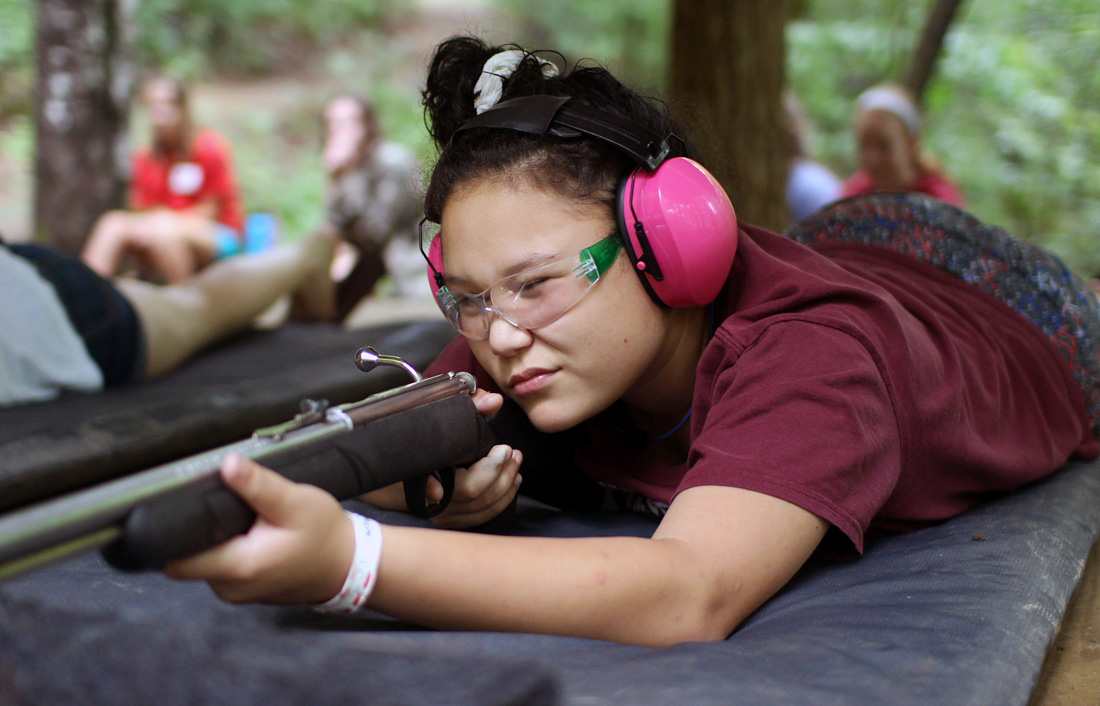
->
[134,211,220,283]
[82,210,221,284]
[81,210,136,278]
[115,230,337,379]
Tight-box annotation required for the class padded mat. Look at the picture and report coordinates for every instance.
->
[0,591,557,706]
[0,320,457,511]
[2,316,1099,704]
[1,458,1099,705]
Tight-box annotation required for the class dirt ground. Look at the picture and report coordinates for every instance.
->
[1030,536,1100,705]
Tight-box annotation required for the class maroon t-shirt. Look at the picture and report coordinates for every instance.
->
[426,225,1097,552]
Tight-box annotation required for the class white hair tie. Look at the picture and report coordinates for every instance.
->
[473,49,560,115]
[856,86,922,135]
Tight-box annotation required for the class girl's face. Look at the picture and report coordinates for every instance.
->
[322,97,372,175]
[143,79,187,145]
[855,110,920,191]
[439,178,681,433]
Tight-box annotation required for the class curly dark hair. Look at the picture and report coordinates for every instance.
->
[421,36,700,224]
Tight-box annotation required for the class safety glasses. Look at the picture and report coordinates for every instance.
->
[422,220,621,340]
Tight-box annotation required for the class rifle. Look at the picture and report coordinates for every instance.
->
[0,348,494,581]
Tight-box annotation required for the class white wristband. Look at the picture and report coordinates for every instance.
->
[312,512,383,614]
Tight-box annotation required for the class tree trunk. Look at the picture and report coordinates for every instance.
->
[669,0,790,233]
[34,0,134,252]
[905,0,966,105]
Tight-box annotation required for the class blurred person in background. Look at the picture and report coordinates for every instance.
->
[783,92,842,223]
[322,95,426,321]
[81,76,245,284]
[840,84,965,207]
[4,229,335,408]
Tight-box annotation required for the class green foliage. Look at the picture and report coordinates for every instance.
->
[0,115,31,236]
[496,0,671,92]
[494,0,1100,274]
[132,0,393,78]
[1,0,1097,273]
[789,0,1100,276]
[0,0,416,242]
[0,0,33,120]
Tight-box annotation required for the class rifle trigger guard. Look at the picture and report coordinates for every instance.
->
[403,468,456,518]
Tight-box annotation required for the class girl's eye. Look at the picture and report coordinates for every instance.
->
[518,277,550,295]
[455,295,482,315]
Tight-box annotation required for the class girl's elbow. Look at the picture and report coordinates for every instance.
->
[682,610,745,644]
[680,579,760,644]
[647,599,748,647]
[643,619,737,647]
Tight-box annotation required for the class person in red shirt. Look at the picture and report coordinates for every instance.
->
[165,38,1100,647]
[840,84,965,207]
[81,76,245,284]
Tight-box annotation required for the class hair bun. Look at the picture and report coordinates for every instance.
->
[422,37,498,147]
[423,37,569,148]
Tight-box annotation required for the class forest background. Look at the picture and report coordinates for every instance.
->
[0,0,1097,275]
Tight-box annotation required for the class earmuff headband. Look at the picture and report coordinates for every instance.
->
[455,94,673,170]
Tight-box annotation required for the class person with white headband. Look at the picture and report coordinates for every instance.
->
[840,84,965,207]
[167,37,1098,648]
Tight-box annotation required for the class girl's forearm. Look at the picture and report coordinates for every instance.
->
[368,527,741,647]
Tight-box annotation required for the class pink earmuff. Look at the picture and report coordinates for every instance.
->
[617,157,738,308]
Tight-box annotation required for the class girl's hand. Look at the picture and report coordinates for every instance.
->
[163,453,355,606]
[426,389,524,529]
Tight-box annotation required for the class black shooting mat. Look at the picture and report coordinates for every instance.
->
[1,316,1099,704]
[0,320,458,511]
[2,459,1100,705]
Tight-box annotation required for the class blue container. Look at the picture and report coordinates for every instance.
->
[244,213,278,254]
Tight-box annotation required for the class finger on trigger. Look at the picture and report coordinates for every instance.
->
[426,474,444,502]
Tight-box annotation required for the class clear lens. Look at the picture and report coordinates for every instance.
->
[436,289,487,338]
[493,257,598,329]
[437,233,619,341]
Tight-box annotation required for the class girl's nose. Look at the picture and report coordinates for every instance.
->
[486,312,533,356]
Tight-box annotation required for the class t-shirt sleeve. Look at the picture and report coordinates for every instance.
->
[353,144,423,248]
[679,320,901,553]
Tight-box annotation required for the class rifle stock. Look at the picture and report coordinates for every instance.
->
[0,368,494,580]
